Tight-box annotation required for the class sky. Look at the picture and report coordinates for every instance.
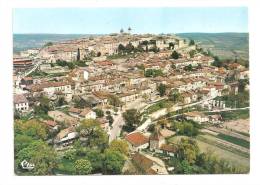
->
[13,7,248,34]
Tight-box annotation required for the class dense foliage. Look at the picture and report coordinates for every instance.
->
[123,109,141,132]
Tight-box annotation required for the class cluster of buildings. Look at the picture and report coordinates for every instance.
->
[36,33,186,63]
[13,33,249,174]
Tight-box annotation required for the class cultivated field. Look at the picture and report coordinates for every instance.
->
[168,135,250,170]
[223,118,250,134]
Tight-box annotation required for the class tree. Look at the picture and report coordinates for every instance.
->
[56,96,66,107]
[181,160,194,174]
[97,52,101,57]
[93,108,104,118]
[144,69,163,77]
[184,64,193,71]
[63,149,77,161]
[212,56,222,67]
[157,83,166,97]
[77,119,108,149]
[74,159,92,175]
[34,96,52,115]
[189,50,196,58]
[77,48,81,61]
[74,98,89,109]
[171,64,176,69]
[14,134,34,153]
[123,109,141,132]
[14,119,48,140]
[67,62,75,69]
[108,95,122,107]
[118,44,125,53]
[85,149,104,173]
[44,42,53,47]
[106,115,114,126]
[56,59,68,67]
[177,138,200,164]
[169,42,175,49]
[189,39,195,46]
[15,140,57,175]
[171,51,180,59]
[238,79,248,93]
[103,150,125,174]
[125,42,135,53]
[169,91,182,103]
[109,140,129,156]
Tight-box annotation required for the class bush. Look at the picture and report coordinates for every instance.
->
[94,108,104,118]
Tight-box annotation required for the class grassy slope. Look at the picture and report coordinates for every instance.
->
[177,33,249,60]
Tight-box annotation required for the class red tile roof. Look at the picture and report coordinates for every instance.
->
[160,144,177,153]
[44,120,57,127]
[125,132,149,147]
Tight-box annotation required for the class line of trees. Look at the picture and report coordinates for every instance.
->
[168,138,247,174]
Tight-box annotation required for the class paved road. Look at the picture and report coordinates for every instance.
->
[203,107,250,113]
[136,95,218,132]
[109,112,125,143]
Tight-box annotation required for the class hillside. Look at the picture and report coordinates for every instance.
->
[177,33,249,60]
[13,34,92,53]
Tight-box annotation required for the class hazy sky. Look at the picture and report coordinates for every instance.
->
[13,7,248,34]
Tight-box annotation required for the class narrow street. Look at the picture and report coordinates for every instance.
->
[109,112,125,143]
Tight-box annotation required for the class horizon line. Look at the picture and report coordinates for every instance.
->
[13,31,249,35]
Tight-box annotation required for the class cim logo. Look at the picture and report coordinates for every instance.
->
[20,160,35,170]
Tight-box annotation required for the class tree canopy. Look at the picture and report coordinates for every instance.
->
[177,138,200,164]
[77,119,108,149]
[123,109,141,132]
[171,51,180,59]
[103,150,126,174]
[109,139,129,156]
[108,95,122,107]
[15,140,57,175]
[144,69,163,78]
[189,39,195,46]
[74,159,92,175]
[14,119,48,140]
[157,83,167,97]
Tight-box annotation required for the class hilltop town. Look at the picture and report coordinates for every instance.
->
[13,30,250,175]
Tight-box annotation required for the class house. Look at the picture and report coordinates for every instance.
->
[157,144,176,157]
[131,152,168,175]
[14,94,29,112]
[182,92,192,104]
[54,127,79,145]
[20,77,34,87]
[43,120,58,129]
[48,110,78,127]
[209,114,222,124]
[68,107,82,118]
[92,91,111,106]
[26,81,72,99]
[159,128,176,138]
[79,108,97,120]
[149,131,165,151]
[125,132,149,151]
[184,111,209,123]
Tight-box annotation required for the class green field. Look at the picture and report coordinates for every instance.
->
[216,133,250,149]
[177,33,249,60]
